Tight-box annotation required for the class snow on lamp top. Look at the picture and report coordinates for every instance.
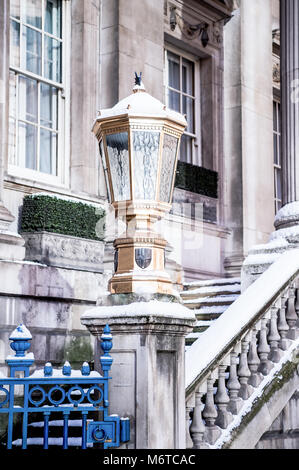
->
[93,75,187,127]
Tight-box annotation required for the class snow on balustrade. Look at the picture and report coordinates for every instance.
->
[185,249,299,449]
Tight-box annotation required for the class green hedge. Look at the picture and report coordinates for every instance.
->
[21,195,105,241]
[175,161,218,199]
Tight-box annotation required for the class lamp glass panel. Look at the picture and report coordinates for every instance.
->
[99,139,111,203]
[106,132,130,201]
[132,131,160,200]
[159,133,178,203]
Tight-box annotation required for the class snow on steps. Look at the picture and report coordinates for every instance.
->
[12,418,94,448]
[182,277,241,346]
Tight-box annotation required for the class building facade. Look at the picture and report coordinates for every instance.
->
[1,0,299,449]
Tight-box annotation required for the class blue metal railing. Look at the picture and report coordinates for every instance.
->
[0,323,130,450]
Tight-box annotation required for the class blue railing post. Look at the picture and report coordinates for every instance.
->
[43,411,51,449]
[100,324,113,414]
[100,324,113,378]
[6,324,34,378]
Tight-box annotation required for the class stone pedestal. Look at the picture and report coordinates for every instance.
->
[81,300,195,449]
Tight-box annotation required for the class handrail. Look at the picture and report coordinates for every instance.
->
[185,249,299,396]
[185,249,299,449]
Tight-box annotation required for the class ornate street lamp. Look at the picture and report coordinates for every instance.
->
[93,74,187,298]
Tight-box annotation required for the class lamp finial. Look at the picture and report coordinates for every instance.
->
[134,72,142,86]
[133,72,146,93]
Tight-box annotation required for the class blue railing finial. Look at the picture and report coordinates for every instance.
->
[81,362,91,376]
[62,361,72,376]
[44,362,53,377]
[9,324,32,358]
[100,324,113,377]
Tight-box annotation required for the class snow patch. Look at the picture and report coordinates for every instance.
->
[9,324,32,340]
[275,201,299,221]
[82,300,195,321]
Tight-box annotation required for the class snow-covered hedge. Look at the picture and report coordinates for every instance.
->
[21,194,105,241]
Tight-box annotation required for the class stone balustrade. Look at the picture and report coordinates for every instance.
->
[185,250,299,449]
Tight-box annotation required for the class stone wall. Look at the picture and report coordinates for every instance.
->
[256,391,299,449]
[0,258,109,372]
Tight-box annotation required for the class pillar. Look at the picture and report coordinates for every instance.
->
[81,302,195,449]
[223,0,275,277]
[70,0,102,197]
[276,0,299,229]
[241,0,299,290]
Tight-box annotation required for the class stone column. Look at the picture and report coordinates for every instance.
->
[223,0,274,277]
[100,0,164,108]
[280,0,299,207]
[241,0,299,290]
[273,0,299,235]
[70,0,102,197]
[81,302,195,449]
[0,0,25,260]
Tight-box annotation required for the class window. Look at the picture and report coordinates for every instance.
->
[165,48,200,166]
[8,0,68,183]
[273,100,282,213]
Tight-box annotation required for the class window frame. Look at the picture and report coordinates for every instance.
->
[8,0,70,187]
[164,44,201,167]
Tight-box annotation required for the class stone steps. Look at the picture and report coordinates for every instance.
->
[11,418,94,448]
[182,277,241,346]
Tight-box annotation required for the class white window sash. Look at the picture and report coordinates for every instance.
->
[8,0,69,187]
[164,44,201,166]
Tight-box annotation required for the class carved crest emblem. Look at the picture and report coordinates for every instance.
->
[135,248,152,270]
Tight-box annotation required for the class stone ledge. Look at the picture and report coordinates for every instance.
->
[22,231,104,273]
[0,259,105,302]
[81,300,196,336]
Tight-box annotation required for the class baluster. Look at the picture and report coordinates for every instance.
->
[238,334,253,400]
[227,347,243,415]
[202,374,221,445]
[215,363,233,429]
[248,324,263,387]
[268,306,282,363]
[277,295,290,350]
[286,285,298,340]
[257,313,273,376]
[190,387,209,449]
[185,405,193,449]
